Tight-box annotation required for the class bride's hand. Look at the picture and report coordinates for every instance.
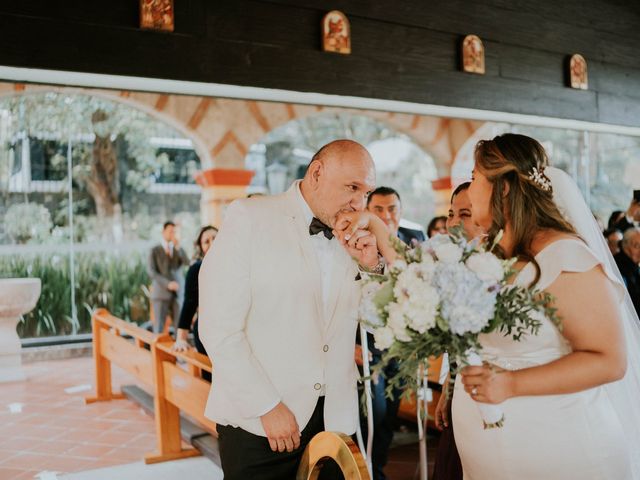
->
[460,363,514,404]
[335,211,397,265]
[333,211,376,239]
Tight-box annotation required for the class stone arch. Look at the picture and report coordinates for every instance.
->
[450,122,510,185]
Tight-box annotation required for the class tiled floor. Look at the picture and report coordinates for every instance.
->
[59,457,222,480]
[0,355,437,480]
[0,357,159,480]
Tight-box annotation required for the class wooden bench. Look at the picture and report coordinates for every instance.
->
[145,339,215,464]
[85,309,216,464]
[86,308,438,469]
[85,308,167,404]
[297,431,370,480]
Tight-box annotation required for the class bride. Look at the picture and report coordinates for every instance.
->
[335,133,640,479]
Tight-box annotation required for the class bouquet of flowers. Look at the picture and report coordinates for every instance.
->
[359,230,558,429]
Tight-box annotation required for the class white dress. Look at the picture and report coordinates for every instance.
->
[452,239,632,479]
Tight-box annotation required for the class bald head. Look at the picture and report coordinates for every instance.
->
[301,139,376,227]
[305,139,374,176]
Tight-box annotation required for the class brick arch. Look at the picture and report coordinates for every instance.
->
[0,83,214,168]
[231,102,486,176]
[0,82,485,176]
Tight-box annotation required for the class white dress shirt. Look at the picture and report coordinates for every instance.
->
[295,181,339,315]
[161,239,174,257]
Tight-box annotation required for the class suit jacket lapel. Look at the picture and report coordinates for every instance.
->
[325,247,355,335]
[283,185,325,324]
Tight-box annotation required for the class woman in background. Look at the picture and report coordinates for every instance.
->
[433,181,484,480]
[427,215,447,238]
[172,225,218,381]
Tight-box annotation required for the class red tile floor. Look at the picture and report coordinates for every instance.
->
[0,357,158,480]
[0,355,436,480]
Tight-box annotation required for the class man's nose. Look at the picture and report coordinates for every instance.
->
[351,194,367,211]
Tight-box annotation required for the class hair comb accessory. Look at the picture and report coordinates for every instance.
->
[528,166,552,192]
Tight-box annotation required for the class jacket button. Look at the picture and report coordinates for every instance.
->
[323,345,329,352]
[314,383,322,390]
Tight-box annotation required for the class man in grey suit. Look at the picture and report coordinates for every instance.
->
[148,221,189,334]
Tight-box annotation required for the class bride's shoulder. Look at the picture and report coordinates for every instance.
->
[533,231,603,289]
[531,230,582,257]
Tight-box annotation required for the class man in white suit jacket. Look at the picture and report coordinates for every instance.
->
[199,140,379,479]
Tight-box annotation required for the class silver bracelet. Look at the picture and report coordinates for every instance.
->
[360,258,385,275]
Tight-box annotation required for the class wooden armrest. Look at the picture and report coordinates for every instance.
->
[156,341,213,373]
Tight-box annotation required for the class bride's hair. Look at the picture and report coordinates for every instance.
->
[474,133,576,284]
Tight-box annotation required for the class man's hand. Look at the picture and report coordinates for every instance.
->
[334,212,379,268]
[167,281,179,292]
[342,231,379,269]
[260,402,301,453]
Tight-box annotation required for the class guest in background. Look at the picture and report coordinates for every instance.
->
[614,227,640,316]
[604,228,623,256]
[358,185,424,480]
[147,221,189,334]
[446,182,485,240]
[172,225,218,381]
[615,195,640,233]
[432,182,484,480]
[427,215,448,238]
[608,210,625,230]
[366,186,426,245]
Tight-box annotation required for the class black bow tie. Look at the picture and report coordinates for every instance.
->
[309,217,334,240]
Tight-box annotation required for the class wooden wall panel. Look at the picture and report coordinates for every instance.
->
[0,0,637,128]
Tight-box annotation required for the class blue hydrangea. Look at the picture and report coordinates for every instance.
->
[433,262,497,335]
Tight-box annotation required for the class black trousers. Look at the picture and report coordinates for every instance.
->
[358,357,401,480]
[217,397,345,480]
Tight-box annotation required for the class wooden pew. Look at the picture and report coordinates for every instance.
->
[145,339,216,464]
[85,308,214,464]
[85,308,167,404]
[297,431,370,480]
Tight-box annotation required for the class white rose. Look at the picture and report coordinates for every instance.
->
[433,243,463,264]
[404,302,437,333]
[429,233,452,245]
[466,252,504,284]
[374,326,395,350]
[391,259,408,271]
[386,303,412,342]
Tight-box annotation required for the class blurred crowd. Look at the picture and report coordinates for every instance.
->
[603,194,640,316]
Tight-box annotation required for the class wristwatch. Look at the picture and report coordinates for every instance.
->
[359,257,386,275]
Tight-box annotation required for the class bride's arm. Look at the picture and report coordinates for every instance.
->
[461,265,627,403]
[334,211,399,264]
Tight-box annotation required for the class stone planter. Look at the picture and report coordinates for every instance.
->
[0,278,41,382]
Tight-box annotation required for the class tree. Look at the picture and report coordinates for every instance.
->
[0,92,182,238]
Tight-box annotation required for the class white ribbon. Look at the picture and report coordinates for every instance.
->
[466,350,505,429]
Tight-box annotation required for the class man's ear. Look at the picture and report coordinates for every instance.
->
[308,160,322,187]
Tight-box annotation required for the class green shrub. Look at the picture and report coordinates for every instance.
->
[0,252,150,338]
